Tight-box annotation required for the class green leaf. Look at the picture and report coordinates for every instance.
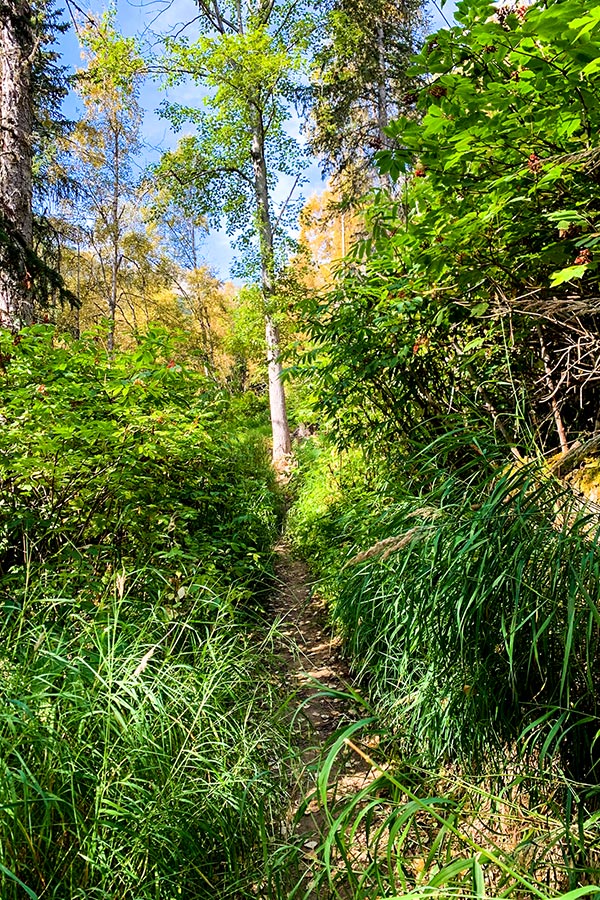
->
[549,264,588,286]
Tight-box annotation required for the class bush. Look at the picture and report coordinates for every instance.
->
[0,325,279,595]
[0,325,292,898]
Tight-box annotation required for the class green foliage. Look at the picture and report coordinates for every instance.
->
[290,3,600,893]
[31,0,71,185]
[309,0,425,194]
[78,9,145,96]
[0,325,293,897]
[226,284,267,376]
[304,0,600,452]
[303,719,600,898]
[0,325,278,591]
[286,440,374,580]
[0,572,291,899]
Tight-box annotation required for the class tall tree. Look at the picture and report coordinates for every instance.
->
[156,3,310,462]
[66,12,144,349]
[309,0,425,198]
[0,0,72,328]
[0,0,35,327]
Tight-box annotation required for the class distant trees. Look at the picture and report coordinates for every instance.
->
[297,185,363,289]
[60,14,145,349]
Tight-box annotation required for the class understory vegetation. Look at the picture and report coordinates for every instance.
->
[284,0,600,894]
[0,327,294,899]
[3,0,600,895]
[288,437,600,896]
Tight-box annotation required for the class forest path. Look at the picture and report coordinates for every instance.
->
[270,541,375,895]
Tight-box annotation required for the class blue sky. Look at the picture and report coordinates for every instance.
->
[56,0,458,280]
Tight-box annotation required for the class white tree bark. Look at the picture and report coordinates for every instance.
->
[0,0,34,328]
[376,19,392,192]
[251,110,291,463]
[108,122,121,351]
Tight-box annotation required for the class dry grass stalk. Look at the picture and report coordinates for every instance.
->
[345,524,432,567]
[405,506,442,521]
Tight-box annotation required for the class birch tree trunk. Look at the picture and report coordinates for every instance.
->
[108,123,120,351]
[376,19,392,192]
[250,109,291,463]
[0,0,34,328]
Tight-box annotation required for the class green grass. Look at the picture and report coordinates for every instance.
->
[290,433,600,778]
[287,430,600,896]
[0,327,301,898]
[297,714,600,900]
[0,566,296,899]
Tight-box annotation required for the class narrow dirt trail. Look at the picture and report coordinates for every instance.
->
[270,541,375,893]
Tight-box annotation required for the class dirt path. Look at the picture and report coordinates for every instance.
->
[270,541,375,894]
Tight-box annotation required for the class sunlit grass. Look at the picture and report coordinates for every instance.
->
[287,430,600,897]
[0,570,297,899]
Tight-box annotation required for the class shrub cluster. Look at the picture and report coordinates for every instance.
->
[0,326,289,899]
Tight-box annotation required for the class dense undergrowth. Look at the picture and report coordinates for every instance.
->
[0,326,295,899]
[287,433,600,897]
[284,1,600,890]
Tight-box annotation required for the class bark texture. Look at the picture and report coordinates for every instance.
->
[0,0,34,327]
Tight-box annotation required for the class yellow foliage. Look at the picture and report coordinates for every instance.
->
[296,183,363,289]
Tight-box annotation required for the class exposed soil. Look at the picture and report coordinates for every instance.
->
[270,541,377,894]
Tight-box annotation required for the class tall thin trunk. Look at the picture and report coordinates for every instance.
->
[0,0,34,328]
[375,20,388,143]
[107,124,120,351]
[250,108,291,463]
[375,19,392,192]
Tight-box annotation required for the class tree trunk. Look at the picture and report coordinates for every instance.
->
[375,19,392,192]
[250,109,291,463]
[107,123,121,351]
[375,20,388,145]
[0,0,34,328]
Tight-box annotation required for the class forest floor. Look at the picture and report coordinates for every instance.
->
[270,541,377,896]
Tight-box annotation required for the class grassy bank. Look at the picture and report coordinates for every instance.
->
[287,432,600,897]
[0,326,293,899]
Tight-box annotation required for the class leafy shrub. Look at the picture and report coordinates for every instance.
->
[0,326,292,898]
[0,325,279,596]
[286,440,380,581]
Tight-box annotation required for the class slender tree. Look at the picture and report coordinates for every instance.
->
[65,13,144,349]
[148,187,216,369]
[156,3,310,462]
